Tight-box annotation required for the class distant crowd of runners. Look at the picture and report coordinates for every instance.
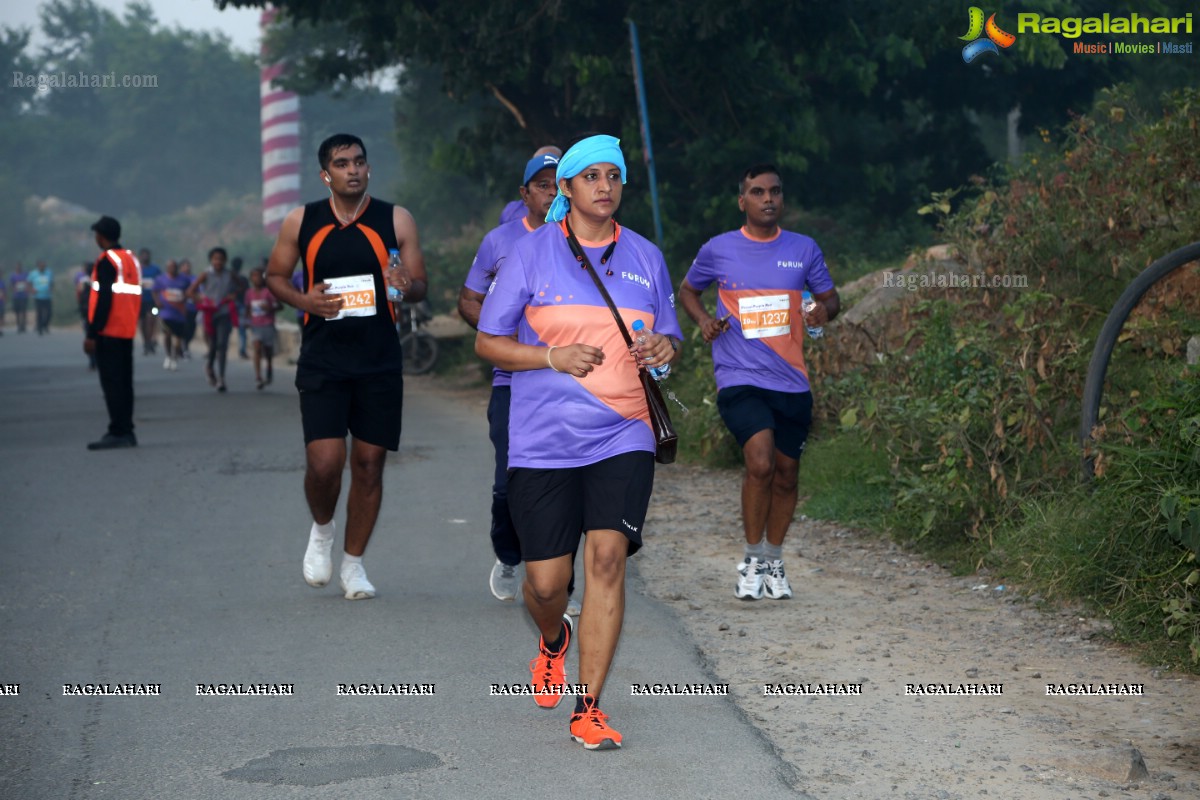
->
[0,248,283,391]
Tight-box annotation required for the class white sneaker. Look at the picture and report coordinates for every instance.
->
[489,559,518,601]
[302,526,334,587]
[340,561,376,600]
[168,358,178,371]
[566,596,582,617]
[163,356,172,370]
[762,559,793,599]
[735,557,765,600]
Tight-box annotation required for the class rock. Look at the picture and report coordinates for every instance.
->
[1084,742,1150,783]
[718,622,730,631]
[1187,335,1200,366]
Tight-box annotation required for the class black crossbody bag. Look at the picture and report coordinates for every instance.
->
[563,221,678,464]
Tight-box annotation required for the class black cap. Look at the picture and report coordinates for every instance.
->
[91,215,121,242]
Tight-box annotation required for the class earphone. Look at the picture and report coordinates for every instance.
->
[323,175,331,184]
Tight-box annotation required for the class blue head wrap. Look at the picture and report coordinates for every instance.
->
[545,135,627,223]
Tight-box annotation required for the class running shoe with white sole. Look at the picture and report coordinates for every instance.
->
[529,614,573,709]
[735,556,765,600]
[340,562,376,600]
[570,696,622,750]
[762,559,793,599]
[489,559,518,601]
[302,527,334,587]
[566,596,582,617]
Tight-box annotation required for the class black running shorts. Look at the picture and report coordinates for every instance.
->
[297,370,404,450]
[161,319,188,339]
[507,451,655,561]
[716,385,813,460]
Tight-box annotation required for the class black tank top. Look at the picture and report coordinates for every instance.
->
[296,197,402,378]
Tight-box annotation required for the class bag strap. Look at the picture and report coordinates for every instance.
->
[563,219,635,348]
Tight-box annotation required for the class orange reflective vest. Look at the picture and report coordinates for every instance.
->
[88,249,142,339]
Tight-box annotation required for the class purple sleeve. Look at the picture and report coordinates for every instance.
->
[684,239,717,291]
[464,232,498,295]
[649,246,684,340]
[804,244,834,294]
[477,245,531,337]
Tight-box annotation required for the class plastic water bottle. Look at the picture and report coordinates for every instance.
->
[386,249,404,302]
[631,319,670,380]
[801,291,823,339]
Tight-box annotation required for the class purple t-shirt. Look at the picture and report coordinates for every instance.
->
[498,199,525,225]
[685,227,834,394]
[478,222,683,469]
[153,273,192,323]
[10,271,30,299]
[465,217,537,387]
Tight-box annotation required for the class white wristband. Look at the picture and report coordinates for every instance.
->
[547,345,562,373]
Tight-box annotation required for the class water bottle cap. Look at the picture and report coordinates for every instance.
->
[388,248,400,255]
[631,320,645,331]
[801,290,813,300]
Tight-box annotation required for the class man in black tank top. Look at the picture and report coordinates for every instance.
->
[265,133,428,601]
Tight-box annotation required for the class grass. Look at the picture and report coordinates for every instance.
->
[987,485,1196,669]
[796,430,892,530]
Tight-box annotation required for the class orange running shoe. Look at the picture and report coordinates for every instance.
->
[570,695,622,750]
[528,614,573,709]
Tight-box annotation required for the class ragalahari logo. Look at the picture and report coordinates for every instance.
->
[961,7,1016,63]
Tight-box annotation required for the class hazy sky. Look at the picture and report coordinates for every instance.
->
[4,0,263,53]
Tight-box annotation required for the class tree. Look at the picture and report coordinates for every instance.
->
[222,0,1195,264]
[2,0,261,218]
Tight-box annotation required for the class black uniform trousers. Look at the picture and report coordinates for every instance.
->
[95,335,134,437]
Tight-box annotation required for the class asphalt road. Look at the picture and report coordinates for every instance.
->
[0,328,808,799]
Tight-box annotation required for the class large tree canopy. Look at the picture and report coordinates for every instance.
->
[221,0,1174,259]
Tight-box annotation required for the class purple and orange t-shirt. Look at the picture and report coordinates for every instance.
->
[685,227,833,394]
[465,216,537,388]
[478,221,683,469]
[153,273,192,323]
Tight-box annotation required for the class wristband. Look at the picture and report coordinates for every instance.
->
[547,345,562,372]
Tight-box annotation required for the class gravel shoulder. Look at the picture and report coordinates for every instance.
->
[642,462,1200,800]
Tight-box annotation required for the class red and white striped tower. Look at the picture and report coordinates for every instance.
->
[260,7,301,234]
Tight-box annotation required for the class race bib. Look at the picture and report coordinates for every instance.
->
[162,288,184,303]
[250,299,268,317]
[738,294,791,339]
[15,281,27,292]
[324,274,377,320]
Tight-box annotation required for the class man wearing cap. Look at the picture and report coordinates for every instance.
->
[497,145,562,225]
[458,147,569,604]
[85,216,142,450]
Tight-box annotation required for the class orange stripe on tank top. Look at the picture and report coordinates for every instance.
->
[303,223,335,326]
[355,223,394,323]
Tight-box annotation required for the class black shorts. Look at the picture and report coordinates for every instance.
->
[717,385,813,460]
[162,319,188,338]
[507,451,655,561]
[296,370,404,450]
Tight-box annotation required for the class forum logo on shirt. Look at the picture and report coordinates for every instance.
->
[777,260,804,270]
[960,7,1016,63]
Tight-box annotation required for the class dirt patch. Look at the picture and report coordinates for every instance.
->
[643,462,1200,800]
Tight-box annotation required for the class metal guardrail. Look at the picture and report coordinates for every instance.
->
[1080,241,1200,479]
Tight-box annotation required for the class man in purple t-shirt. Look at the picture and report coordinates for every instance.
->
[459,152,569,605]
[679,163,840,602]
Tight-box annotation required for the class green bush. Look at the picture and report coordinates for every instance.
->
[811,85,1200,668]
